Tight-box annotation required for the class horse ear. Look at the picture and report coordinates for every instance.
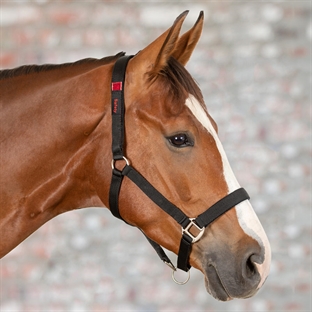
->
[172,11,204,66]
[127,11,188,81]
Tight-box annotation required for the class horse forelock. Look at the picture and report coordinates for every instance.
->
[154,57,205,111]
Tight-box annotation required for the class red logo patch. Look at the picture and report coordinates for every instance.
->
[112,82,122,91]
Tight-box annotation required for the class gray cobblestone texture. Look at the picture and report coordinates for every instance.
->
[0,1,311,311]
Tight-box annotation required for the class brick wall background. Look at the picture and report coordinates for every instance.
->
[0,1,311,311]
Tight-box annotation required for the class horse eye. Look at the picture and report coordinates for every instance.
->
[167,133,193,148]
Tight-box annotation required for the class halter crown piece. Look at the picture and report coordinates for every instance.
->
[109,55,250,283]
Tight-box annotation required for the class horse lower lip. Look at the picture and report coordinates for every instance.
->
[204,268,232,302]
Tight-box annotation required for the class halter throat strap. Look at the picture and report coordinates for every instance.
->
[109,55,250,272]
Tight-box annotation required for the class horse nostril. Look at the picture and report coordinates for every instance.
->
[244,253,263,280]
[246,255,257,277]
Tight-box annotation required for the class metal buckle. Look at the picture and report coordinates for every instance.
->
[111,156,130,170]
[182,218,205,243]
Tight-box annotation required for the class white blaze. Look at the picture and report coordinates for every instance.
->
[185,95,271,287]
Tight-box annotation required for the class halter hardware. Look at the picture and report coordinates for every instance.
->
[109,55,250,282]
[182,218,205,243]
[172,268,191,285]
[111,156,130,170]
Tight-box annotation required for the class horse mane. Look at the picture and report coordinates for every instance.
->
[0,52,126,80]
[158,56,205,107]
[0,52,204,109]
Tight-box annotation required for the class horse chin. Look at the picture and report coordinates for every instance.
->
[204,267,233,302]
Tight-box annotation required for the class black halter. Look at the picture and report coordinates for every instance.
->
[109,55,250,273]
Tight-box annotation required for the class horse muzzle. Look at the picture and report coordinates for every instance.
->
[200,241,265,301]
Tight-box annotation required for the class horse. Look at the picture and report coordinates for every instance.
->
[0,11,271,301]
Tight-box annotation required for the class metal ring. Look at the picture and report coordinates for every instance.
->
[172,269,190,285]
[111,156,130,170]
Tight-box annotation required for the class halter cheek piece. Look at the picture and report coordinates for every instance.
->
[109,55,250,281]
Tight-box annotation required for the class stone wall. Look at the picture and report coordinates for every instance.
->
[1,1,311,311]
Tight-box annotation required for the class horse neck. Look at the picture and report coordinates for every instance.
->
[0,63,114,257]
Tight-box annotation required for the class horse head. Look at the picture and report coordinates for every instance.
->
[109,11,271,301]
[0,10,271,303]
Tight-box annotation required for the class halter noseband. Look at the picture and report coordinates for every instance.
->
[109,55,250,277]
